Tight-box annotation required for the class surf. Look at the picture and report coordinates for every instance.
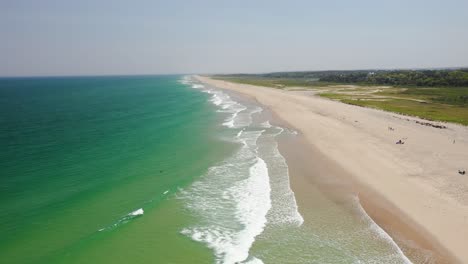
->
[180,76,304,263]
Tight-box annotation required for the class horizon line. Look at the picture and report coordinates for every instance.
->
[1,65,467,79]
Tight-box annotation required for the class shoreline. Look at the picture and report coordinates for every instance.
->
[196,75,468,263]
[247,93,449,263]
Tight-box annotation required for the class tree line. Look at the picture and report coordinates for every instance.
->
[319,69,468,87]
[220,68,468,87]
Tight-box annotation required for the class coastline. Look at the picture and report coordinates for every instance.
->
[195,75,468,263]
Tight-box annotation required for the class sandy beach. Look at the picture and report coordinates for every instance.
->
[196,75,468,263]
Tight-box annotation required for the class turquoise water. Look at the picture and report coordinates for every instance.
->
[0,76,230,263]
[1,75,414,264]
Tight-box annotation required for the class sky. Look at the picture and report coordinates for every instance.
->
[1,0,468,76]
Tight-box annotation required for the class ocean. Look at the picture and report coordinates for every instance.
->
[0,75,413,264]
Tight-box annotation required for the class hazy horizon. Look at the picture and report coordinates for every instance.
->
[2,0,468,77]
[2,65,468,79]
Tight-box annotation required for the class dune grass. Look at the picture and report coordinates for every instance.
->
[341,98,468,125]
[212,76,332,88]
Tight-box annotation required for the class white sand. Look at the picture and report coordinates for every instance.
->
[196,75,468,263]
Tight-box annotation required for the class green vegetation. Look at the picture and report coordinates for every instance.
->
[213,69,468,125]
[341,98,468,125]
[215,68,468,87]
[321,69,468,87]
[212,76,321,88]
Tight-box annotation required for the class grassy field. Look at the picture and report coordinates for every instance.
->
[212,76,334,88]
[213,76,468,125]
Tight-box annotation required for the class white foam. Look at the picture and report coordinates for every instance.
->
[227,106,263,129]
[180,82,304,263]
[98,207,145,232]
[179,75,192,85]
[196,86,257,130]
[236,128,245,138]
[179,77,250,130]
[210,93,224,106]
[286,128,298,135]
[163,190,169,195]
[226,157,271,263]
[191,84,204,89]
[259,121,272,128]
[180,128,270,263]
[259,125,304,226]
[245,257,264,264]
[251,106,263,115]
[222,119,236,128]
[181,157,271,264]
[129,208,144,216]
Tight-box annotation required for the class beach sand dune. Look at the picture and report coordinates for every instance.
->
[196,75,468,263]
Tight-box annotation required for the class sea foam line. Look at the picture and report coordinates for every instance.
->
[226,157,271,263]
[179,80,271,262]
[354,196,413,264]
[180,76,302,263]
[187,76,252,129]
[179,131,270,264]
[98,208,144,232]
[261,125,304,226]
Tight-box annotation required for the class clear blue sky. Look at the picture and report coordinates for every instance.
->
[1,0,467,76]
